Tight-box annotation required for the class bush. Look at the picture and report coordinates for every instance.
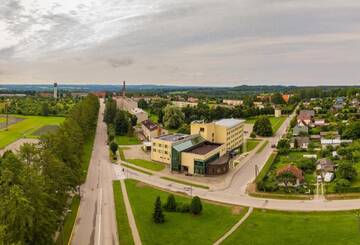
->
[334,178,351,193]
[153,196,165,223]
[250,132,256,138]
[110,141,118,154]
[190,196,202,215]
[175,203,190,213]
[164,194,177,212]
[336,162,358,181]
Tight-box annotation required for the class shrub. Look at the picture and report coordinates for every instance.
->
[164,194,177,212]
[334,178,351,193]
[153,196,165,223]
[175,203,190,213]
[336,162,357,181]
[190,196,203,215]
[250,132,256,138]
[110,141,118,154]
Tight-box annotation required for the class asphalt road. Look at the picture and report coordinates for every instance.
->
[71,99,118,245]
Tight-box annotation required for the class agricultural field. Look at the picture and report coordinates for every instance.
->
[223,209,360,245]
[0,115,65,149]
[123,179,247,245]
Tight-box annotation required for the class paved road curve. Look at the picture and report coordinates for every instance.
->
[71,99,118,245]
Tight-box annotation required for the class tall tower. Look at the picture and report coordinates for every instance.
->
[53,83,58,99]
[122,81,126,98]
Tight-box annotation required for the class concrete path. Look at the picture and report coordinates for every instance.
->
[213,207,253,245]
[119,179,142,245]
[71,99,119,245]
[0,138,39,155]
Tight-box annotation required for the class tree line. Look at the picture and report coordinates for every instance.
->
[0,94,99,245]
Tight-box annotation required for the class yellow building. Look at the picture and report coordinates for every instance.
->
[151,134,230,175]
[151,134,191,164]
[190,118,245,152]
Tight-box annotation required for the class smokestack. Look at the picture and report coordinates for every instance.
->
[122,81,126,98]
[53,83,58,99]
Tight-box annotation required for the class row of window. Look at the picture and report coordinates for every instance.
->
[152,148,169,155]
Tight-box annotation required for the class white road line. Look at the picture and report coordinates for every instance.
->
[97,188,103,245]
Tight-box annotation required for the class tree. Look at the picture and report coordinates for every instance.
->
[253,116,273,137]
[164,194,176,212]
[334,178,351,193]
[104,99,117,124]
[114,110,130,135]
[163,105,185,129]
[336,162,358,181]
[41,103,50,116]
[138,99,148,109]
[271,93,285,104]
[190,196,203,215]
[153,196,165,223]
[110,141,118,155]
[277,139,290,154]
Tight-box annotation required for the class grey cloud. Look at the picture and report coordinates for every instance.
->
[0,46,16,59]
[107,58,134,68]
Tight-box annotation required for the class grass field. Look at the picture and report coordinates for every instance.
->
[125,179,247,245]
[126,159,166,171]
[245,116,287,133]
[245,139,261,152]
[0,117,5,123]
[222,209,360,245]
[55,195,80,245]
[113,181,135,245]
[144,109,159,123]
[0,115,65,149]
[160,176,209,189]
[116,135,141,145]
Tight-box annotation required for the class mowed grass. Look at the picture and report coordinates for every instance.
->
[0,115,65,149]
[55,195,80,245]
[116,135,141,145]
[245,116,287,133]
[113,181,135,245]
[245,139,261,152]
[126,159,165,171]
[222,209,360,245]
[125,179,247,245]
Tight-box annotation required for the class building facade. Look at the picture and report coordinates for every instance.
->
[190,118,244,152]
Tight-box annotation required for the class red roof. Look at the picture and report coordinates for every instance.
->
[276,164,304,182]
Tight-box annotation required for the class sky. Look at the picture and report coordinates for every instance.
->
[1,0,360,86]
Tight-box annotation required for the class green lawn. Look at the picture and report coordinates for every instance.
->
[126,159,166,171]
[255,152,277,182]
[55,195,80,245]
[116,135,141,145]
[245,116,287,133]
[125,179,247,245]
[113,181,135,245]
[222,209,360,245]
[0,115,65,149]
[245,139,261,152]
[144,109,159,123]
[0,117,5,123]
[160,176,209,189]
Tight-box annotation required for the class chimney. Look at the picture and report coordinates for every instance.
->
[122,81,126,98]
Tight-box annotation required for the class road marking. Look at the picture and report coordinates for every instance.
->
[97,188,103,245]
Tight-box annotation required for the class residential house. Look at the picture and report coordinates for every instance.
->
[292,125,308,136]
[223,99,243,106]
[141,119,168,141]
[276,164,304,186]
[172,101,198,108]
[316,158,335,176]
[290,136,310,149]
[313,119,326,127]
[297,110,314,125]
[274,109,282,118]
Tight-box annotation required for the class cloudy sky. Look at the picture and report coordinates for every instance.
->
[1,0,360,86]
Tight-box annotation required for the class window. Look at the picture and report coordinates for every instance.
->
[153,149,156,152]
[200,127,205,132]
[165,151,168,154]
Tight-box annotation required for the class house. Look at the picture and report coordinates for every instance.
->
[316,158,335,176]
[351,98,359,107]
[310,135,321,141]
[274,109,282,118]
[276,164,304,186]
[313,119,326,127]
[332,104,344,111]
[290,136,310,149]
[320,131,340,140]
[191,118,245,152]
[253,101,265,109]
[292,125,308,136]
[223,99,243,106]
[130,108,148,123]
[141,119,168,141]
[172,101,198,108]
[297,110,314,125]
[282,94,291,103]
[313,106,322,113]
[187,97,199,103]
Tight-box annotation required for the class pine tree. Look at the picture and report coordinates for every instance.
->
[153,196,165,223]
[190,196,203,215]
[164,194,176,212]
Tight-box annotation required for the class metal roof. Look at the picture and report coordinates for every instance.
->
[214,118,245,128]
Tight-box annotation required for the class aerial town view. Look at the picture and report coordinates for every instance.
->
[1,1,360,245]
